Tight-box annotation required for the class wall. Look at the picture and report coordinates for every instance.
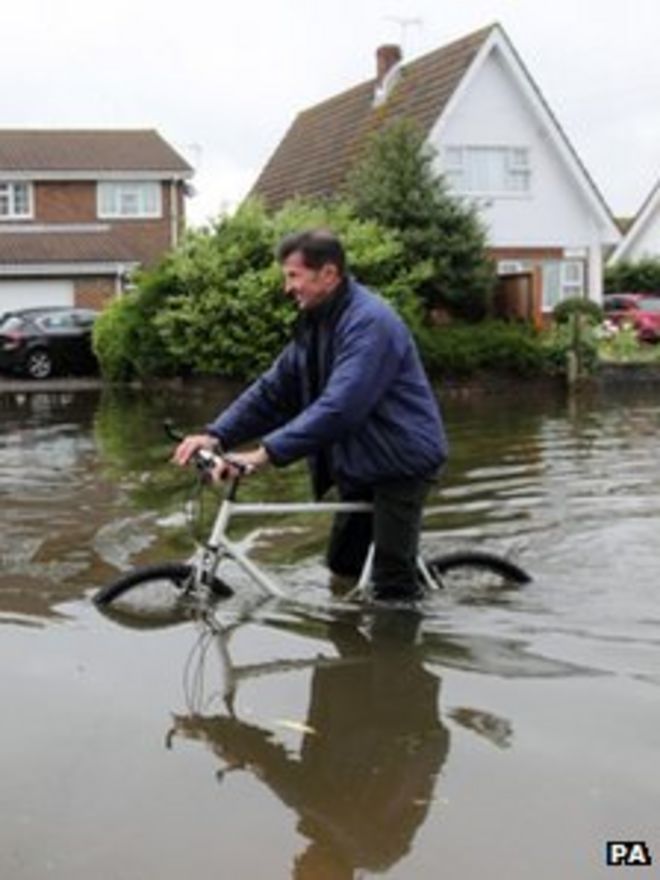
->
[74,277,117,310]
[428,46,600,250]
[33,180,183,266]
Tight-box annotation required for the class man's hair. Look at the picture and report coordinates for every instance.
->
[276,229,346,275]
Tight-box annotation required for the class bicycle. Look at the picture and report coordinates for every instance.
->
[93,421,531,613]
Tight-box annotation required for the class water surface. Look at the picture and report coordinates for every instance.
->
[1,382,659,879]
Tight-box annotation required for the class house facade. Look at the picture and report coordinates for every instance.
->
[0,130,193,313]
[252,25,620,313]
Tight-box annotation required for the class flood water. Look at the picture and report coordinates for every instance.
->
[1,381,659,879]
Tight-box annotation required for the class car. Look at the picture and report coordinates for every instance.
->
[602,293,660,342]
[0,306,99,379]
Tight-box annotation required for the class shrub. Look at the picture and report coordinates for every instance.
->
[98,197,426,382]
[93,273,181,381]
[540,321,599,375]
[419,320,544,377]
[552,297,603,325]
[596,321,644,362]
[605,258,660,294]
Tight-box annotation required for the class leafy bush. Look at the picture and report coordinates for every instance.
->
[605,258,660,294]
[597,321,644,362]
[552,297,603,325]
[419,320,545,377]
[93,272,181,381]
[96,197,427,382]
[540,321,599,375]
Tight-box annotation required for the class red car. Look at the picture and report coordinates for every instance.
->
[603,293,660,342]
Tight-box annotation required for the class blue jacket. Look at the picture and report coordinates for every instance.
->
[207,278,448,497]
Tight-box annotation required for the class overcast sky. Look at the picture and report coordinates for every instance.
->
[4,0,660,225]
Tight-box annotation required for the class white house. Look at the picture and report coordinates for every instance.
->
[608,179,660,265]
[252,23,621,313]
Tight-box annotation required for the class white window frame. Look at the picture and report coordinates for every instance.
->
[97,181,162,219]
[561,260,585,298]
[497,260,530,275]
[0,181,34,220]
[542,259,586,311]
[443,146,531,197]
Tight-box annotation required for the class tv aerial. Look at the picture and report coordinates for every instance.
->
[383,16,423,53]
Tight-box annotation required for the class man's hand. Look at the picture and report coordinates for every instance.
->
[172,433,218,467]
[213,446,270,482]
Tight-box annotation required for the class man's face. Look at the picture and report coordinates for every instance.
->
[281,251,340,311]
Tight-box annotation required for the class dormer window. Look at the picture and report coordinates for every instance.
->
[97,181,162,218]
[0,181,33,219]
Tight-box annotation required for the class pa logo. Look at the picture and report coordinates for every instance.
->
[606,841,653,867]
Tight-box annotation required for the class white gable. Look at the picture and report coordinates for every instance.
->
[609,182,660,264]
[427,28,620,251]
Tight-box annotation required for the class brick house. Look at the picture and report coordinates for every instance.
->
[0,129,193,312]
[252,24,620,314]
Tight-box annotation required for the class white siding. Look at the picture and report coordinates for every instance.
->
[0,280,74,315]
[429,47,600,250]
[616,211,660,262]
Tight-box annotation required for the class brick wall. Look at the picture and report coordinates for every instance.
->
[74,277,117,310]
[36,181,97,222]
[33,180,186,266]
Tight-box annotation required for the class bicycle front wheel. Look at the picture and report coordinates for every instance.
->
[424,551,531,594]
[94,562,194,610]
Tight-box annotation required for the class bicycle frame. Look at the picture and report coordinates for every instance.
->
[194,487,441,601]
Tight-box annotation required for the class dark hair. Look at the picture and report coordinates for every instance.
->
[276,229,346,274]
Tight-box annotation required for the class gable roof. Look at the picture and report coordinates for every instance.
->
[608,179,660,264]
[251,24,620,244]
[0,129,193,177]
[251,25,493,209]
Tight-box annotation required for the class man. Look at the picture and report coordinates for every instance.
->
[174,229,448,600]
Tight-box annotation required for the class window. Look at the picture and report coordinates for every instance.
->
[444,146,531,196]
[561,260,584,298]
[542,260,585,310]
[97,181,162,218]
[0,182,33,219]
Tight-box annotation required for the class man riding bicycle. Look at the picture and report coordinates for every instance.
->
[174,229,448,601]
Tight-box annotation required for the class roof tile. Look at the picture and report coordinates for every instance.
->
[0,228,142,265]
[0,129,192,174]
[251,26,493,209]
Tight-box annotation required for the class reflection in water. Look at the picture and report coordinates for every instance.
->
[171,612,451,878]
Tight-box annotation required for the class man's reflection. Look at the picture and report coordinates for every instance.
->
[172,611,449,878]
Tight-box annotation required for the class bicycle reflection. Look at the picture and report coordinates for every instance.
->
[170,610,449,878]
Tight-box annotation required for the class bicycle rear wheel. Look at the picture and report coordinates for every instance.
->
[94,562,194,610]
[424,551,531,595]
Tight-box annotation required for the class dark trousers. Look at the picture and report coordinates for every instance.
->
[326,478,432,593]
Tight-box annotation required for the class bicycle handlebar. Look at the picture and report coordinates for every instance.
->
[163,419,250,480]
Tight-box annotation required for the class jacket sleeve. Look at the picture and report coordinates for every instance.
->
[262,309,405,465]
[205,342,301,449]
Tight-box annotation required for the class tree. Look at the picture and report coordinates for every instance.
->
[344,118,495,320]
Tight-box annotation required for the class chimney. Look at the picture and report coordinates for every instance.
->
[376,44,402,86]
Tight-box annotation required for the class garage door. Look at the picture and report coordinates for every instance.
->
[0,280,75,315]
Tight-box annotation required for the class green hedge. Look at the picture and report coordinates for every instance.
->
[605,258,660,293]
[418,320,545,377]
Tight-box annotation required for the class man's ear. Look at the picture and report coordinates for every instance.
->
[321,263,340,288]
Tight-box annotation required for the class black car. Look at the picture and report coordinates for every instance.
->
[0,307,99,379]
